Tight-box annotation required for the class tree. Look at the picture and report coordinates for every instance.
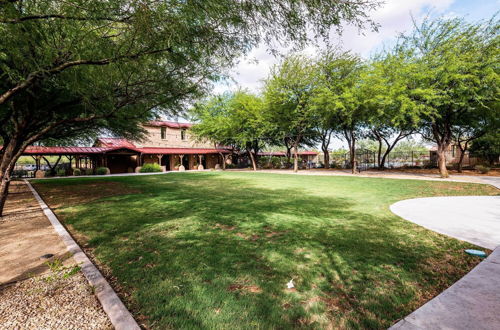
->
[262,55,320,172]
[400,16,499,177]
[0,0,380,215]
[311,51,364,173]
[361,50,427,169]
[191,91,266,171]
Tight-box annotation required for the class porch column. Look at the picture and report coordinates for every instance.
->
[157,154,166,172]
[178,154,185,171]
[197,155,204,170]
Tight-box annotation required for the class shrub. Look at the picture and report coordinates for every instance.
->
[476,165,491,174]
[139,163,162,173]
[73,168,81,176]
[84,168,94,175]
[96,167,109,175]
[56,168,67,176]
[12,169,28,178]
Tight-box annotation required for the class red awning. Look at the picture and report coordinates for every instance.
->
[20,146,141,155]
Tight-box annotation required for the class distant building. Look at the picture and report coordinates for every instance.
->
[21,121,229,174]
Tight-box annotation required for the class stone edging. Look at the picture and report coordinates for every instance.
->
[25,180,140,330]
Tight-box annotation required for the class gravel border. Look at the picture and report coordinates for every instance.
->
[25,180,140,330]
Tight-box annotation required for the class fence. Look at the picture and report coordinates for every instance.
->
[328,149,498,171]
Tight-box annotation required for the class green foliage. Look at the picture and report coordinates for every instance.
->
[139,163,162,173]
[262,55,321,164]
[192,90,267,169]
[12,169,28,178]
[469,131,500,165]
[73,168,81,176]
[56,168,67,177]
[257,156,283,169]
[84,168,94,175]
[475,165,491,174]
[96,167,109,175]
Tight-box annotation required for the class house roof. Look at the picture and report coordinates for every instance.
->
[96,138,137,148]
[21,145,141,155]
[147,121,193,129]
[14,145,229,155]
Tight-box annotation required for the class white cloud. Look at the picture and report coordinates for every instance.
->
[214,0,455,94]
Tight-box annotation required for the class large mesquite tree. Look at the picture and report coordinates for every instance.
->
[311,51,365,173]
[361,50,429,169]
[262,55,320,172]
[191,91,267,171]
[0,0,380,215]
[401,16,499,177]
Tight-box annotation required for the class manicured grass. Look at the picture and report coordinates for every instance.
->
[33,172,498,329]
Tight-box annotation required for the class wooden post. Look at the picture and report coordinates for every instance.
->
[157,154,163,164]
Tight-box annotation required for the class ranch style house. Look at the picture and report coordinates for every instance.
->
[18,121,318,175]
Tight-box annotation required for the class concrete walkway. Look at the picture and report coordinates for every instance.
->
[390,196,500,250]
[390,247,500,330]
[389,196,500,329]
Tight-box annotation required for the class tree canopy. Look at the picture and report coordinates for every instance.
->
[191,91,266,170]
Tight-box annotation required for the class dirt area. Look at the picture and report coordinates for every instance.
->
[377,168,500,177]
[0,181,111,329]
[0,181,70,284]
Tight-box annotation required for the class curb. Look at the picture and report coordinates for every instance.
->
[25,180,140,330]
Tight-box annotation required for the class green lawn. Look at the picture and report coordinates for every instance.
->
[33,172,498,329]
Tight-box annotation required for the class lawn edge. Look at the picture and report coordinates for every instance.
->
[25,179,140,330]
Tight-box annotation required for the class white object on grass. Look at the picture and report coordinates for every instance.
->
[287,279,294,289]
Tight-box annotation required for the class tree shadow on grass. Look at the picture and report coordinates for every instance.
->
[34,173,478,329]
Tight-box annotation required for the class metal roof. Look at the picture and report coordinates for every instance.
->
[96,138,137,148]
[16,145,229,155]
[147,121,193,129]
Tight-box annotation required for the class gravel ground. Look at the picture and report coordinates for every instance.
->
[0,267,112,329]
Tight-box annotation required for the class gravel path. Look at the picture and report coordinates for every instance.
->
[0,270,112,329]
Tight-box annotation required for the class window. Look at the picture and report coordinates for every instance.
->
[161,127,166,140]
[181,129,186,141]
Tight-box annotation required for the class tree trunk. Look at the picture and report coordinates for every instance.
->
[323,146,330,169]
[457,142,468,173]
[344,129,357,174]
[293,144,299,173]
[0,139,24,217]
[437,144,449,178]
[247,149,257,171]
[376,139,383,169]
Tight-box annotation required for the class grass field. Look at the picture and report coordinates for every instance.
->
[33,172,498,329]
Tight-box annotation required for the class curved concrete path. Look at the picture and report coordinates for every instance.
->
[390,196,500,330]
[391,196,500,250]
